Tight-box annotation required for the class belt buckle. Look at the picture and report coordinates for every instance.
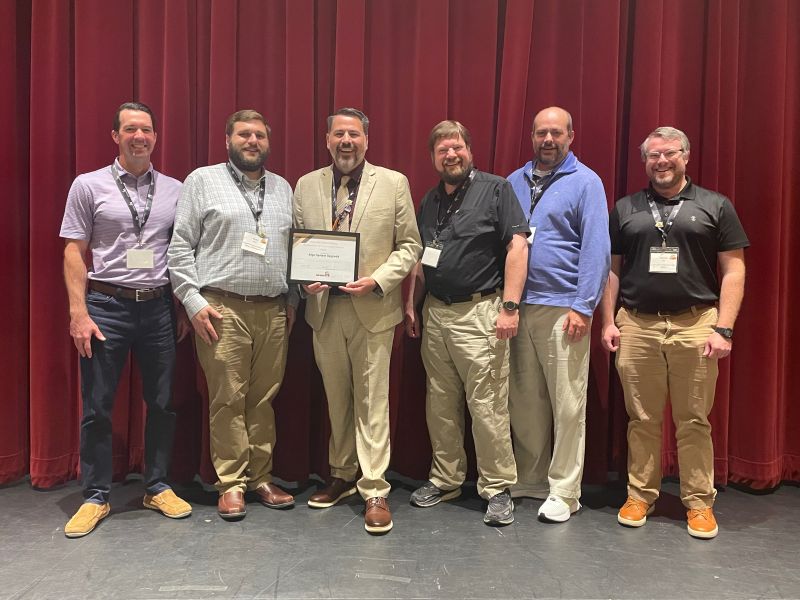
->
[657,309,669,317]
[241,294,252,302]
[135,288,155,302]
[443,296,453,305]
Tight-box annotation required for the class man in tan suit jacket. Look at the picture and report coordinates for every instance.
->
[293,107,422,534]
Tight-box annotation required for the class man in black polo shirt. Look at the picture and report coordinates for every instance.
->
[600,126,748,539]
[405,120,529,526]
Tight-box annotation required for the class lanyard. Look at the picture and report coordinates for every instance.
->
[647,192,684,247]
[227,162,266,235]
[434,168,476,242]
[331,176,359,229]
[525,168,554,220]
[112,164,154,246]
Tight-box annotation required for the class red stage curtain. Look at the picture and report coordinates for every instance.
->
[4,0,798,491]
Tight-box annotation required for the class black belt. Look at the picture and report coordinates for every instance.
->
[431,288,499,305]
[88,280,169,302]
[328,287,348,297]
[623,303,716,317]
[201,286,280,303]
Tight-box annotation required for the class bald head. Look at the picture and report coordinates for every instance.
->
[531,106,574,170]
[533,107,573,134]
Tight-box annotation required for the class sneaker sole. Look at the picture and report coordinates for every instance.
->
[618,504,655,527]
[307,486,357,508]
[688,524,719,539]
[364,520,394,534]
[410,487,461,508]
[143,501,192,519]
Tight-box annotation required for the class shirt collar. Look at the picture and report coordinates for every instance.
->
[228,161,265,184]
[648,177,695,203]
[114,158,154,181]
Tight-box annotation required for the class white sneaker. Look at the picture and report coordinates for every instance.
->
[537,495,581,523]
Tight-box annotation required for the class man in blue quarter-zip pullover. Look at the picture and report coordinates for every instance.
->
[506,107,610,523]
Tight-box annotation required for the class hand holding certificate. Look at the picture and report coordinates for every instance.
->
[288,228,360,287]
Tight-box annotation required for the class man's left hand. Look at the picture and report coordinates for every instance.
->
[496,309,519,340]
[703,331,732,359]
[563,309,591,343]
[339,277,377,297]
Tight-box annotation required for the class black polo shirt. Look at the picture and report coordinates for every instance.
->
[609,179,749,312]
[417,169,530,298]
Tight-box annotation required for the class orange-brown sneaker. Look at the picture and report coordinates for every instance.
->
[65,502,110,538]
[687,507,718,539]
[617,496,654,527]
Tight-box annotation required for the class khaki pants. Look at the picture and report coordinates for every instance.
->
[195,292,288,494]
[421,293,517,499]
[615,305,719,509]
[509,305,589,500]
[312,297,392,499]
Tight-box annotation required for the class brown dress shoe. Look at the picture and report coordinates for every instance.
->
[307,478,357,508]
[253,482,295,508]
[218,491,246,520]
[365,497,393,533]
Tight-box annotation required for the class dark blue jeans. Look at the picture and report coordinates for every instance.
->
[79,289,177,504]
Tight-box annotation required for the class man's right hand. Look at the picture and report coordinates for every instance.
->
[404,308,422,338]
[70,313,106,358]
[192,306,223,345]
[601,323,620,352]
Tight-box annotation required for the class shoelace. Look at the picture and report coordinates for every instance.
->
[688,508,711,521]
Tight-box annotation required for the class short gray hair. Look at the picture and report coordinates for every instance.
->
[640,126,690,160]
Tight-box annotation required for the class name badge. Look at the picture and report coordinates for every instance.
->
[649,246,679,273]
[127,247,154,269]
[421,245,442,268]
[242,232,268,256]
[527,226,537,245]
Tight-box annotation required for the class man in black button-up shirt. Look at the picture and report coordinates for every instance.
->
[405,120,529,526]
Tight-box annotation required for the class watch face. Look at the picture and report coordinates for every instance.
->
[503,301,519,311]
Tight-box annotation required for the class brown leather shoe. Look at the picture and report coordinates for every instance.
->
[364,497,393,533]
[218,491,246,520]
[307,477,357,508]
[253,482,294,509]
[617,496,654,527]
[687,507,718,539]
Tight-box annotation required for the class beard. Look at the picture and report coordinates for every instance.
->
[228,144,269,173]
[332,144,363,174]
[440,159,472,185]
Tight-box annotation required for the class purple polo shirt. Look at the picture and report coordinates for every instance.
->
[60,159,182,288]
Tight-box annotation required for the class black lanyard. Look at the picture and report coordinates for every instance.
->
[647,192,684,247]
[112,164,154,246]
[434,169,475,242]
[227,162,266,234]
[525,169,554,220]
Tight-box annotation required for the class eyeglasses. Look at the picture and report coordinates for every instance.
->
[645,149,684,161]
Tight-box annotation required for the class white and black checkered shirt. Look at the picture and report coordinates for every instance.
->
[168,163,295,318]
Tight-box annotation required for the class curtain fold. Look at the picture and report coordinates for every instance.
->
[5,0,797,492]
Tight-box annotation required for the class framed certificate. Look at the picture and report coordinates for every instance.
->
[288,228,360,286]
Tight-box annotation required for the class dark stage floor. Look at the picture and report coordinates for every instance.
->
[0,473,798,599]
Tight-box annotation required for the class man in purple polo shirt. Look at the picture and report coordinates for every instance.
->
[60,101,192,538]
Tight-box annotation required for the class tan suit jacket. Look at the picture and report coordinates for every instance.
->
[293,161,422,333]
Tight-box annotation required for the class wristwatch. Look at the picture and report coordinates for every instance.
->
[713,326,733,340]
[502,300,520,312]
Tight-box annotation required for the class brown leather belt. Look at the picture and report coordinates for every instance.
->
[201,286,280,303]
[623,303,716,317]
[88,280,169,302]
